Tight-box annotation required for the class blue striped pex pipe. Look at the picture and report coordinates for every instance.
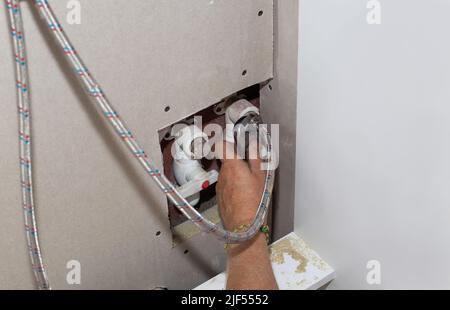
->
[6,0,275,290]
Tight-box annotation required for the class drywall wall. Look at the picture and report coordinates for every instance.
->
[0,0,273,289]
[296,0,450,289]
[261,0,298,240]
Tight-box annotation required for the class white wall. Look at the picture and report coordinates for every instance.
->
[296,0,450,289]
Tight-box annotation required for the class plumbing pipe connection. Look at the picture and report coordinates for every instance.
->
[172,125,218,206]
[225,99,270,161]
[225,99,260,144]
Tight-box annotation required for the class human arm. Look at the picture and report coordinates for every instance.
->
[216,142,278,290]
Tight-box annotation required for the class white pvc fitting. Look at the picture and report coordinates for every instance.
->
[225,99,260,143]
[172,125,218,206]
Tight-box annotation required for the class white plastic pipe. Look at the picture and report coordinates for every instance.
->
[172,125,218,206]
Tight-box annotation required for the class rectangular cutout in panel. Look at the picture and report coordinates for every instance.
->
[158,85,262,242]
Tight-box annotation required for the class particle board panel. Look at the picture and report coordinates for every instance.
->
[194,232,335,290]
[0,0,273,289]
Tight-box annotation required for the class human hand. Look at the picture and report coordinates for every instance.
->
[216,141,265,231]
